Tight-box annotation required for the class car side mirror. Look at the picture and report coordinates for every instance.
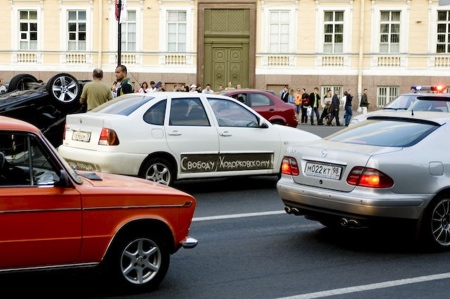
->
[259,118,269,128]
[55,170,74,188]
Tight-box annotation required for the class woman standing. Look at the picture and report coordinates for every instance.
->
[318,90,332,125]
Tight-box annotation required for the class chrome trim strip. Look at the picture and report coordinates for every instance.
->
[0,262,99,273]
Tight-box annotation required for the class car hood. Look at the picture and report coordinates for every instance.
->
[77,170,189,195]
[273,124,321,144]
[287,139,403,192]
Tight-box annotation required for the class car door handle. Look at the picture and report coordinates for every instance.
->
[168,130,182,136]
[220,131,232,137]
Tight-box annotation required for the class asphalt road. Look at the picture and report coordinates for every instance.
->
[4,123,450,299]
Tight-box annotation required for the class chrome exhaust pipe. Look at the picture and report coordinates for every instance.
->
[340,218,349,227]
[285,206,292,214]
[291,208,300,215]
[348,219,360,227]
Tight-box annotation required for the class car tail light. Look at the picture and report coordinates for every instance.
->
[281,156,299,176]
[347,166,393,188]
[98,128,120,146]
[63,124,66,140]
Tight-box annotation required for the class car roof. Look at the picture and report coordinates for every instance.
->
[0,115,42,133]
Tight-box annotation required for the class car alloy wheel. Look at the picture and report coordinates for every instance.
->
[430,198,450,247]
[141,157,174,186]
[120,238,163,285]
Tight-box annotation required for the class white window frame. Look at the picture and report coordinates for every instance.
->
[261,7,296,53]
[160,6,193,52]
[60,6,91,52]
[120,10,137,52]
[67,10,87,51]
[166,10,187,53]
[12,7,42,51]
[371,6,408,53]
[317,6,352,54]
[431,7,450,53]
[377,86,399,107]
[108,8,142,52]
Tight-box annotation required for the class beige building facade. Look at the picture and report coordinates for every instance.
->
[1,0,450,108]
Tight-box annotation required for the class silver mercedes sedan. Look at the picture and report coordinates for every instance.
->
[277,111,450,250]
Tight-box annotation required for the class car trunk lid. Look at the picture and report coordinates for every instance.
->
[290,139,402,192]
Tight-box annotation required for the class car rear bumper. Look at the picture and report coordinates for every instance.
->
[58,145,145,175]
[276,176,431,221]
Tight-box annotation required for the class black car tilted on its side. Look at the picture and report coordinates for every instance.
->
[0,73,87,147]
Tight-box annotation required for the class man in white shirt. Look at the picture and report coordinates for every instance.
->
[202,84,214,94]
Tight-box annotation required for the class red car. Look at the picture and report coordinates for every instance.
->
[0,116,197,291]
[220,89,298,127]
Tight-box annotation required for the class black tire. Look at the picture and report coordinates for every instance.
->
[419,194,450,250]
[140,157,175,186]
[105,233,170,292]
[271,120,285,126]
[45,73,82,111]
[7,74,38,92]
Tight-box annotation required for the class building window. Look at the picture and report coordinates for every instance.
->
[19,10,38,50]
[321,86,342,100]
[377,86,399,107]
[269,11,289,53]
[121,11,136,51]
[379,11,400,53]
[68,10,86,51]
[437,10,450,53]
[167,11,186,52]
[324,11,343,53]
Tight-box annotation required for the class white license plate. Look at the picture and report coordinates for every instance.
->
[304,162,342,180]
[72,131,91,142]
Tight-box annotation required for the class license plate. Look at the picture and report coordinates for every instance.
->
[304,162,342,180]
[72,131,91,142]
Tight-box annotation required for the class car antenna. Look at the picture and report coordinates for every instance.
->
[411,109,414,116]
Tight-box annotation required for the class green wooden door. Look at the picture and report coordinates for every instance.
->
[203,9,250,91]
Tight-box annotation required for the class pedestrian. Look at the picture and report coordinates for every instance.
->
[115,65,134,96]
[309,87,321,125]
[0,79,7,93]
[280,85,289,103]
[344,89,353,126]
[153,81,163,92]
[190,84,198,93]
[300,88,310,124]
[111,81,118,98]
[318,90,332,125]
[294,88,302,117]
[138,81,150,93]
[79,68,112,111]
[202,83,214,94]
[288,88,295,105]
[360,88,369,114]
[327,88,341,126]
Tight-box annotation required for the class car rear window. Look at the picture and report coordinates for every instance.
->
[92,96,153,115]
[326,119,439,147]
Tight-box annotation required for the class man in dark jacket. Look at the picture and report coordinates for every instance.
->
[309,87,321,125]
[327,88,341,126]
[280,85,289,103]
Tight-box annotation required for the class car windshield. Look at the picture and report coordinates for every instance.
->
[91,95,154,115]
[383,94,418,110]
[326,118,439,147]
[407,96,450,112]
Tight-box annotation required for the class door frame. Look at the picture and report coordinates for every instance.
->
[197,0,257,88]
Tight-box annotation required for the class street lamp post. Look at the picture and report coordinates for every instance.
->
[116,0,122,66]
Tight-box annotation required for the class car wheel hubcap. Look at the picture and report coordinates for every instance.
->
[146,163,170,185]
[121,238,161,285]
[52,76,78,103]
[431,199,450,246]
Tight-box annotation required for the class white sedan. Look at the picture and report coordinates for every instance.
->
[58,92,320,185]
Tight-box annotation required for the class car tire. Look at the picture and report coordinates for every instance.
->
[271,120,285,126]
[104,232,170,292]
[45,73,81,111]
[419,194,450,250]
[140,157,175,186]
[7,74,38,92]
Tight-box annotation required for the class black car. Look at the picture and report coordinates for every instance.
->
[0,73,86,147]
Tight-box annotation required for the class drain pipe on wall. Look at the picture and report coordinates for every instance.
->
[357,0,365,112]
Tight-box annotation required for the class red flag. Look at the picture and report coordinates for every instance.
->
[115,0,120,21]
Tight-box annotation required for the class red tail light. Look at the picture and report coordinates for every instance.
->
[347,166,393,188]
[63,124,66,140]
[281,156,299,176]
[98,128,120,146]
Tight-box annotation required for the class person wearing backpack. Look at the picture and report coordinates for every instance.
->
[115,64,134,96]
